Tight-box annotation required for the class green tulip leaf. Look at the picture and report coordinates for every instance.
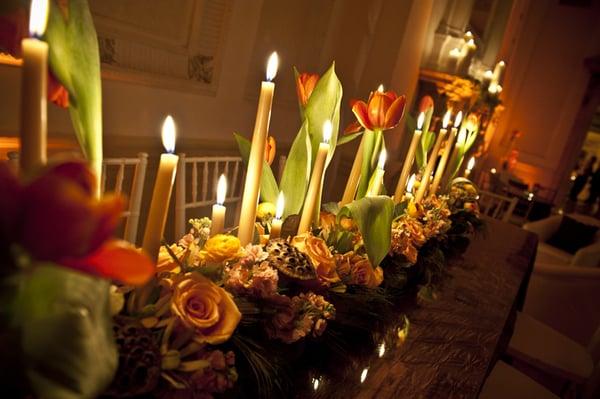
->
[279,121,311,218]
[293,67,305,121]
[9,264,117,399]
[45,0,103,181]
[234,133,279,204]
[304,62,342,170]
[336,131,362,146]
[338,196,394,267]
[416,105,434,168]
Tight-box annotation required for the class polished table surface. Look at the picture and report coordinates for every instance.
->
[306,218,538,399]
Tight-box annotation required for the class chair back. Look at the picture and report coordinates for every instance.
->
[478,190,518,223]
[102,153,148,244]
[175,155,244,239]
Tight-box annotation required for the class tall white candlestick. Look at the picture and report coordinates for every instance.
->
[366,149,386,197]
[210,174,227,236]
[142,116,179,262]
[238,52,278,245]
[270,191,285,239]
[394,112,424,203]
[20,0,49,174]
[431,111,462,194]
[415,111,451,202]
[298,121,331,234]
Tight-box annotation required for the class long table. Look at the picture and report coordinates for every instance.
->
[304,218,538,399]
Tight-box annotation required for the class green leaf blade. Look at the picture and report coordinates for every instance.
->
[234,133,279,203]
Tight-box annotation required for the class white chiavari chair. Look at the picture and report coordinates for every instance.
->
[478,190,518,223]
[101,153,148,245]
[174,155,244,239]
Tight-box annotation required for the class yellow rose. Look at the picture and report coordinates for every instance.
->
[292,234,339,284]
[171,273,241,344]
[200,234,242,264]
[407,200,419,218]
[157,244,186,273]
[256,202,276,220]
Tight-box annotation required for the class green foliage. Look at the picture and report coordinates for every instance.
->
[45,0,103,179]
[356,129,384,199]
[338,196,394,267]
[304,63,343,170]
[336,131,362,146]
[234,133,279,204]
[279,121,310,218]
[6,264,117,399]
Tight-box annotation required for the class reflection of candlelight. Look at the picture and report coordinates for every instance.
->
[142,116,179,262]
[270,191,285,239]
[210,174,227,236]
[360,368,369,383]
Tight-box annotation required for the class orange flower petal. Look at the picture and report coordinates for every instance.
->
[419,95,434,112]
[368,92,393,128]
[344,121,363,134]
[351,101,373,131]
[296,73,319,106]
[384,94,406,129]
[61,240,155,286]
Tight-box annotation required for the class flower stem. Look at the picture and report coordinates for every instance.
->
[356,129,382,198]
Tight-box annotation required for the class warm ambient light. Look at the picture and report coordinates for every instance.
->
[266,52,279,81]
[378,342,386,358]
[417,112,425,130]
[490,168,497,174]
[454,111,463,128]
[29,0,49,37]
[377,148,387,170]
[275,191,284,220]
[484,70,493,79]
[457,129,467,146]
[216,174,227,205]
[442,110,451,129]
[322,120,333,143]
[312,377,320,391]
[449,48,461,58]
[162,115,176,153]
[406,173,416,193]
[377,84,384,93]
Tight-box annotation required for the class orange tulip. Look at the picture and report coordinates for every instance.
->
[345,90,406,133]
[419,95,434,113]
[265,136,276,165]
[296,72,319,106]
[0,161,154,285]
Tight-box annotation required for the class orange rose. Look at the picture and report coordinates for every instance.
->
[171,273,241,344]
[319,211,336,232]
[292,235,339,284]
[349,255,383,288]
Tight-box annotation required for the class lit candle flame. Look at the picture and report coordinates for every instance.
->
[312,377,320,391]
[29,0,49,37]
[467,156,475,171]
[442,111,451,129]
[161,115,176,153]
[266,52,279,81]
[216,174,227,205]
[496,84,503,93]
[406,173,416,193]
[484,70,493,79]
[322,120,332,143]
[275,191,284,220]
[490,168,497,174]
[377,84,384,93]
[467,38,475,47]
[417,112,425,130]
[454,111,463,128]
[498,60,506,67]
[377,148,387,170]
[360,368,369,383]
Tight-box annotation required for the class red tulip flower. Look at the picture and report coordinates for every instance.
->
[0,161,154,285]
[345,89,406,133]
[296,72,319,106]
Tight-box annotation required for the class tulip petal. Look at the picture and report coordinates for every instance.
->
[418,95,434,112]
[45,161,96,196]
[61,240,155,286]
[351,101,373,131]
[344,121,363,134]
[384,95,406,129]
[368,92,393,128]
